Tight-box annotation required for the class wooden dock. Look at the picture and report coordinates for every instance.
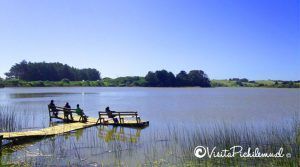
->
[0,115,149,141]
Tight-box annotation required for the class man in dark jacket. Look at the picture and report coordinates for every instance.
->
[48,100,58,117]
[105,106,118,124]
[64,102,73,121]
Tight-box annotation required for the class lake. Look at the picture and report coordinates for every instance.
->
[0,87,299,166]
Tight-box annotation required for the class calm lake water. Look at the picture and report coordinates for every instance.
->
[0,87,299,165]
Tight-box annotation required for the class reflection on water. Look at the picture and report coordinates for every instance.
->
[1,125,146,166]
[8,92,99,100]
[9,92,79,99]
[75,129,84,141]
[0,106,146,166]
[98,126,141,143]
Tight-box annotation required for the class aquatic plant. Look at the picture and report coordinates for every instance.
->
[143,117,300,166]
[1,109,299,166]
[0,106,21,132]
[0,105,48,132]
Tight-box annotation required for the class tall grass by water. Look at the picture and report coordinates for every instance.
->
[0,105,48,132]
[0,106,22,132]
[143,119,300,166]
[3,124,299,166]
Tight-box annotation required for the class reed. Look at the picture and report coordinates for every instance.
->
[0,106,21,132]
[0,104,48,133]
[142,116,300,166]
[1,109,299,166]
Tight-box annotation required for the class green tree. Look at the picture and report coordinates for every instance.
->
[188,70,211,87]
[61,78,70,83]
[155,70,175,87]
[145,70,176,87]
[0,77,4,88]
[5,60,29,80]
[240,78,249,82]
[176,70,190,86]
[5,61,101,81]
[145,71,159,86]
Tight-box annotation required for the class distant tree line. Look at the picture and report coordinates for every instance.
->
[3,61,298,88]
[5,60,101,81]
[228,78,251,86]
[229,78,249,82]
[3,61,211,87]
[145,70,211,87]
[101,70,211,87]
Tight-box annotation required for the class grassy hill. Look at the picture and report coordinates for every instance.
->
[211,79,300,88]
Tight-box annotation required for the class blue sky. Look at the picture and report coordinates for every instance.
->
[0,0,299,80]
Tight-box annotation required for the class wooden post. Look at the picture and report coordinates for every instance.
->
[48,105,52,122]
[0,135,3,153]
[99,113,101,124]
[135,113,138,123]
[96,112,101,124]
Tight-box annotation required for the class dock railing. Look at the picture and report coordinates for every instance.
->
[96,111,141,124]
[48,106,87,122]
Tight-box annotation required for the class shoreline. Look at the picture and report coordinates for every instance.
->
[1,86,299,89]
[1,79,299,88]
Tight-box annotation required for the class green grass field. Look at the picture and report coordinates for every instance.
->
[211,79,300,88]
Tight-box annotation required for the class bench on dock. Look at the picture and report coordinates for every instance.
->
[96,111,141,124]
[48,105,88,122]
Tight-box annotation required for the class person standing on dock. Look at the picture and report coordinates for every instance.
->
[64,102,73,121]
[48,100,58,117]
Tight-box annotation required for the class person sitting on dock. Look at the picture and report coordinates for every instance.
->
[105,106,118,124]
[76,104,88,122]
[64,102,74,121]
[48,100,58,117]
